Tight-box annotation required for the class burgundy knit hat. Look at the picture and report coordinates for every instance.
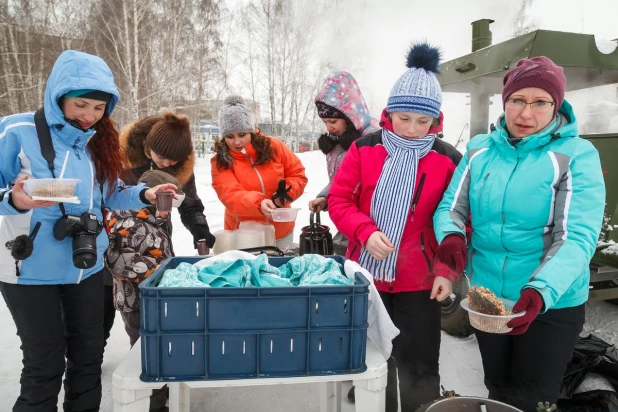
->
[502,56,567,115]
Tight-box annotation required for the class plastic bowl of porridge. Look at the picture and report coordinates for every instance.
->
[23,178,80,202]
[460,297,526,334]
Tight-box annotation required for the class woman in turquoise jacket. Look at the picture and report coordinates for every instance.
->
[0,50,176,411]
[433,56,605,412]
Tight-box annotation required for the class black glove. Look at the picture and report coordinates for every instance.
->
[272,179,293,208]
[192,224,216,249]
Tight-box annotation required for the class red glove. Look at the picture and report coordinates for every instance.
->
[435,234,467,273]
[506,288,544,335]
[432,260,459,282]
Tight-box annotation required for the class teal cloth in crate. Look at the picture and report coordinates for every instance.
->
[280,255,353,286]
[158,262,206,287]
[156,253,353,288]
[197,254,284,287]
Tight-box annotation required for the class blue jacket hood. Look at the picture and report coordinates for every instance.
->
[44,50,120,129]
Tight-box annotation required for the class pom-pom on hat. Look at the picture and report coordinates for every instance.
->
[386,42,443,118]
[218,95,255,137]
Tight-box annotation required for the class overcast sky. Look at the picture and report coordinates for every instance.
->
[321,0,618,143]
[229,0,618,143]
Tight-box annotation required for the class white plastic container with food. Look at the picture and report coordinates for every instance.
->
[460,298,526,334]
[23,178,81,204]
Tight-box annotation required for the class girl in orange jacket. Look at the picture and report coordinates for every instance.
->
[211,95,308,248]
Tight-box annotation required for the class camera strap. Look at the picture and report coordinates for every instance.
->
[33,107,105,217]
[34,108,68,217]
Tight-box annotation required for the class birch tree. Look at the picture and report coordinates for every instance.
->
[90,0,153,123]
[513,0,538,37]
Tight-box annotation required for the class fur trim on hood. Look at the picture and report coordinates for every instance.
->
[119,114,195,186]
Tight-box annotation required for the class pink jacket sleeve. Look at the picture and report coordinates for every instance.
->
[327,142,379,246]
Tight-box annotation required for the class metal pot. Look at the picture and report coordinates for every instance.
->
[416,396,523,412]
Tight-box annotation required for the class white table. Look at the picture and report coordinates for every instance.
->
[112,339,388,412]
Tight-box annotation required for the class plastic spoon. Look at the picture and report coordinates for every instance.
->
[465,271,506,315]
[58,150,70,179]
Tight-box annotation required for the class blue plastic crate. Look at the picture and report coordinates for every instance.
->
[138,255,369,381]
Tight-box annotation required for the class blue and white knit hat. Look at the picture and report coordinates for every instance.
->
[386,43,442,118]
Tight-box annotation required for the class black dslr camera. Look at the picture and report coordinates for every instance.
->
[53,212,103,269]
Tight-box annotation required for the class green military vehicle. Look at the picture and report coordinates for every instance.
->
[437,19,618,336]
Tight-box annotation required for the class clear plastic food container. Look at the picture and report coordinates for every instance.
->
[23,178,80,203]
[270,207,300,222]
[460,297,526,334]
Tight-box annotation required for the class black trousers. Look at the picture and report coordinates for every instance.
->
[103,284,115,349]
[1,271,105,412]
[379,290,442,412]
[475,304,585,412]
[102,265,116,350]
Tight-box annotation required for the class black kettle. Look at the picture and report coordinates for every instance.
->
[299,212,334,256]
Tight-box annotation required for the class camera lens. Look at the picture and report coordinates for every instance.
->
[72,233,98,269]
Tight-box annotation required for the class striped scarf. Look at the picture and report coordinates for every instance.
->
[359,129,436,282]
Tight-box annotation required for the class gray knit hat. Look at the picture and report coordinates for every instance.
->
[218,95,255,137]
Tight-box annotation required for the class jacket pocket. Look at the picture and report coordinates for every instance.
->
[410,173,426,222]
[420,232,432,272]
[347,244,359,260]
[477,173,490,217]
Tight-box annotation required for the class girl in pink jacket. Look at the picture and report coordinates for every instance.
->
[328,43,462,412]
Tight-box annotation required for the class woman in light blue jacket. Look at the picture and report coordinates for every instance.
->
[433,56,605,412]
[0,50,176,411]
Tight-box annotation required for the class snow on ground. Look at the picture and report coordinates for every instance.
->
[1,150,618,411]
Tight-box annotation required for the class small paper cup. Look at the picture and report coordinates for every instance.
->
[172,191,185,208]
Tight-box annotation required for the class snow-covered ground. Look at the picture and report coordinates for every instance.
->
[1,150,617,411]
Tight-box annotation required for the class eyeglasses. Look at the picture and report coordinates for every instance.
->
[505,98,555,113]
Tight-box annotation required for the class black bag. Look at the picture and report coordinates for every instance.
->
[299,212,333,256]
[558,334,618,412]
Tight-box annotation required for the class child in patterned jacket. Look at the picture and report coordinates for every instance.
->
[105,170,179,345]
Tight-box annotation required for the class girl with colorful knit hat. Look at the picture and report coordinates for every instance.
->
[309,71,379,254]
[327,43,462,411]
